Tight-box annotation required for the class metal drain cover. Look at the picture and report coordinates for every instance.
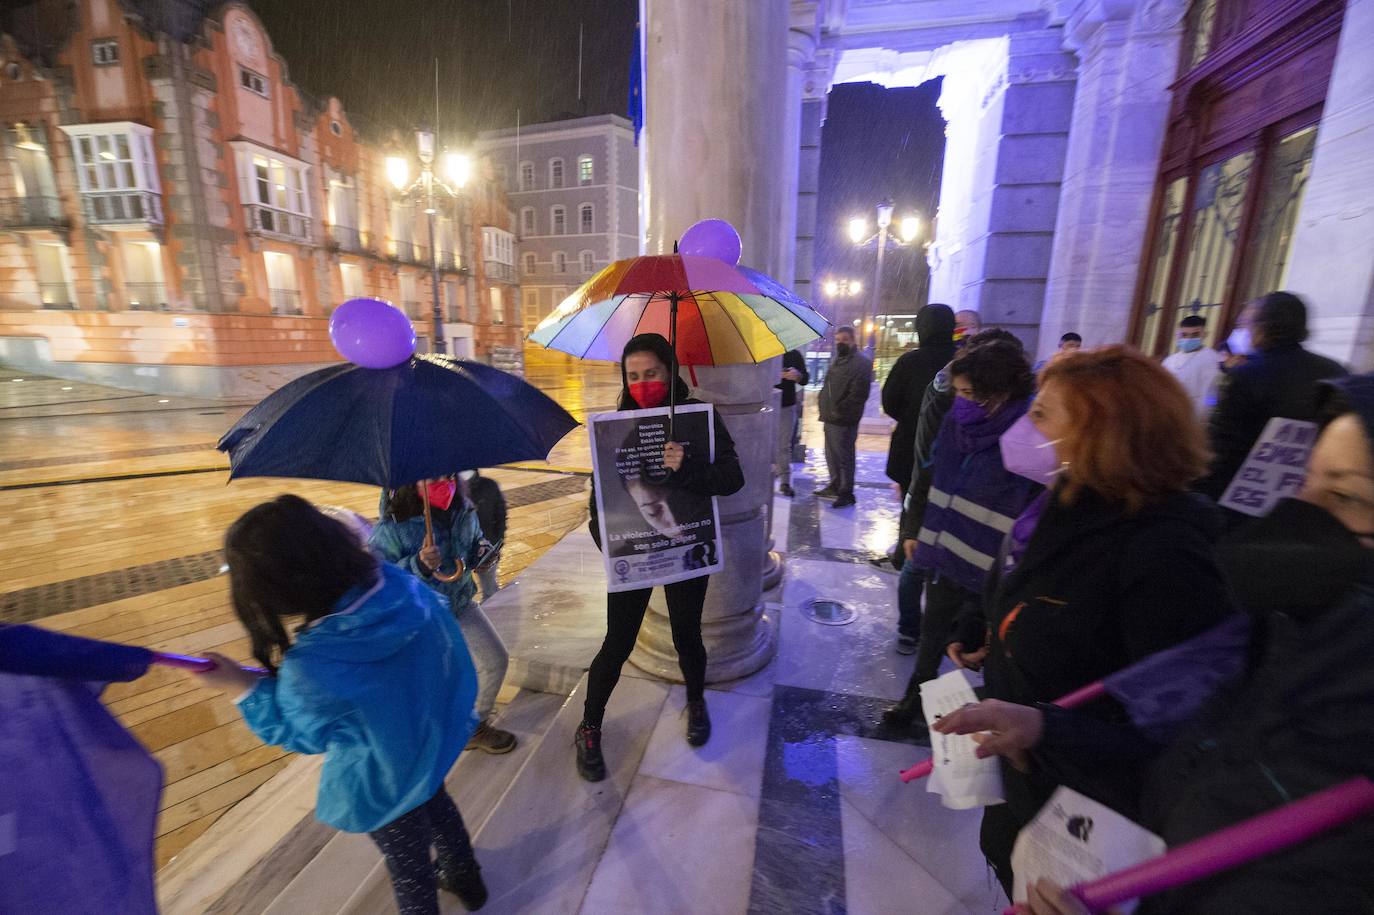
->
[803,597,857,626]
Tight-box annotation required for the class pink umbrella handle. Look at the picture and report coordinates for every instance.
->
[1000,778,1374,914]
[901,680,1106,784]
[153,651,269,676]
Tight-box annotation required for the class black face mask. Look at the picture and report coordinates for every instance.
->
[835,343,853,358]
[1218,498,1374,619]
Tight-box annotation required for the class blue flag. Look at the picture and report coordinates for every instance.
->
[0,627,162,914]
[628,21,644,145]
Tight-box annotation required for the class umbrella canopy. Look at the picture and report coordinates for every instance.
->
[529,254,828,364]
[218,356,579,489]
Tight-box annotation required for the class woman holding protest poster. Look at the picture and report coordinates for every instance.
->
[577,333,744,783]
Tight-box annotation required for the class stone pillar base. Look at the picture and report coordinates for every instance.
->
[762,549,784,592]
[629,601,778,683]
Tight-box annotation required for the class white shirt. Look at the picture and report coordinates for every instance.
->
[1162,347,1223,418]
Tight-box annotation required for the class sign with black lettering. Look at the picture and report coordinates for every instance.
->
[589,403,724,591]
[1219,417,1317,517]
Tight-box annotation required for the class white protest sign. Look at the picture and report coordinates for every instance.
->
[1011,787,1167,912]
[921,669,1004,810]
[589,403,724,592]
[1219,417,1317,517]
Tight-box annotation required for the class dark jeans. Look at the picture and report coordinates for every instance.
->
[896,554,925,639]
[583,574,711,727]
[823,422,860,495]
[369,788,477,915]
[892,573,981,715]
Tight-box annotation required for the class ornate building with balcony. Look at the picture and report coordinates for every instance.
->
[0,0,521,397]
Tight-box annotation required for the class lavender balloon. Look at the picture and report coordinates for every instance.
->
[680,218,742,265]
[329,297,417,369]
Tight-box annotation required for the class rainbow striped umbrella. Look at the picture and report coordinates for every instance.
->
[529,254,828,365]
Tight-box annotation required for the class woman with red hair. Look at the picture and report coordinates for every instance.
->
[947,345,1236,896]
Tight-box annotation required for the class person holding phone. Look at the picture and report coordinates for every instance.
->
[370,477,517,756]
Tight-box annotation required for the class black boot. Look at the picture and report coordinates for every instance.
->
[575,723,607,782]
[881,679,924,730]
[685,699,711,747]
[439,862,489,911]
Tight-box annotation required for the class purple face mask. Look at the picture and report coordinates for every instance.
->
[1000,413,1062,483]
[952,396,988,425]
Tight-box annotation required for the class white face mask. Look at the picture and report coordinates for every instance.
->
[1227,327,1253,356]
[459,470,477,482]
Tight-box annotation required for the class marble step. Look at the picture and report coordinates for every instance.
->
[337,673,671,914]
[260,688,567,915]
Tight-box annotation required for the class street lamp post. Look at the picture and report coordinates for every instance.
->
[846,201,923,357]
[387,130,471,356]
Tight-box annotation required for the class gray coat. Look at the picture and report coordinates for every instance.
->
[818,350,873,426]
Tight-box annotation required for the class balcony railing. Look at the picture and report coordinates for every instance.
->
[1,195,66,229]
[329,224,364,252]
[269,288,302,315]
[38,282,74,309]
[437,250,459,271]
[83,190,163,226]
[485,260,515,283]
[246,204,311,242]
[126,282,167,310]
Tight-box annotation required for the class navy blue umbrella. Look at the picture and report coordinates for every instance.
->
[218,355,579,488]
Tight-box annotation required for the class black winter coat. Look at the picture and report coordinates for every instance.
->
[955,488,1234,831]
[774,349,810,409]
[882,306,956,485]
[817,350,873,426]
[1133,575,1374,915]
[587,396,744,551]
[1197,343,1346,501]
[899,371,956,543]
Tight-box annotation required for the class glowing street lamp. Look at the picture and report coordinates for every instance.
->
[900,215,921,244]
[846,200,924,354]
[388,128,471,354]
[847,217,868,245]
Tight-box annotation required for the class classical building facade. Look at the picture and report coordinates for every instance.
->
[476,115,639,335]
[772,0,1371,368]
[0,0,521,398]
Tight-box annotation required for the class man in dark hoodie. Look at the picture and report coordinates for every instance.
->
[872,304,957,576]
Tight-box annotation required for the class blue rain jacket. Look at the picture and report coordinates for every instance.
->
[369,497,485,610]
[237,562,479,833]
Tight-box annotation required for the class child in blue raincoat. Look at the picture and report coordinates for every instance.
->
[198,495,488,915]
[369,478,517,754]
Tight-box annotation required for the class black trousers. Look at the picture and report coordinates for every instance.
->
[891,573,981,713]
[583,574,711,727]
[369,787,477,915]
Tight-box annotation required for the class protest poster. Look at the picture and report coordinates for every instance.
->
[1218,417,1318,517]
[589,402,724,592]
[1011,786,1167,912]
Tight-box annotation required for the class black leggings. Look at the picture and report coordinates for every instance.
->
[583,575,711,727]
[369,787,477,915]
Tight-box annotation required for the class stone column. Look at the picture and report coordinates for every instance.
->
[1282,0,1374,371]
[793,50,835,312]
[631,0,789,682]
[1037,1,1187,360]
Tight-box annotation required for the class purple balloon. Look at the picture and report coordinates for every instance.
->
[329,297,417,369]
[680,218,742,265]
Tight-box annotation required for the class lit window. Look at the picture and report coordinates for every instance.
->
[239,67,269,98]
[549,158,564,189]
[578,155,594,185]
[92,39,119,67]
[579,204,594,233]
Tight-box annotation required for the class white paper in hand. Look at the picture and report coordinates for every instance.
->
[1011,787,1166,912]
[920,669,1004,810]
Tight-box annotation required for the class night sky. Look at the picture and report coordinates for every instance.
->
[246,0,639,138]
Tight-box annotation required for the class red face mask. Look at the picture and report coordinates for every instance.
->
[629,380,669,408]
[424,480,457,511]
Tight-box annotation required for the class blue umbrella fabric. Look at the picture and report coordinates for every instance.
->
[218,355,579,488]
